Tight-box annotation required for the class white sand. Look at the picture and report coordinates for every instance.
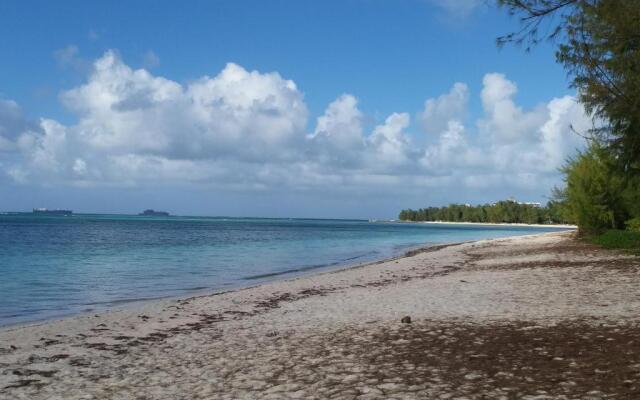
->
[1,231,638,399]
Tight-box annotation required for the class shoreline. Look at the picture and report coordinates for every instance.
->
[413,220,577,229]
[1,228,562,331]
[0,240,432,331]
[2,230,639,398]
[0,218,574,329]
[0,239,456,332]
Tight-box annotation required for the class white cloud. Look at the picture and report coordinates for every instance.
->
[312,94,363,149]
[309,97,414,171]
[58,51,308,163]
[367,112,412,168]
[421,120,482,173]
[478,73,548,144]
[538,95,590,171]
[309,94,365,167]
[0,51,590,204]
[473,74,589,175]
[185,61,308,160]
[418,82,468,135]
[6,51,312,185]
[415,72,589,191]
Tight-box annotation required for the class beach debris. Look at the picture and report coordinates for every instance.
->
[68,357,91,367]
[113,335,134,341]
[84,342,128,355]
[3,379,41,389]
[0,345,17,354]
[401,316,412,324]
[38,338,61,347]
[28,354,69,363]
[12,368,58,378]
[140,332,168,342]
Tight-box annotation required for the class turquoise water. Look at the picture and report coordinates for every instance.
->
[0,214,569,326]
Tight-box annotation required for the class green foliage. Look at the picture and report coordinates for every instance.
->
[558,143,628,233]
[553,154,640,236]
[626,218,640,232]
[557,0,640,172]
[497,1,640,234]
[590,229,640,252]
[497,0,640,171]
[398,199,568,225]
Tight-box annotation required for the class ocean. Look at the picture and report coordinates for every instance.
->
[0,214,569,326]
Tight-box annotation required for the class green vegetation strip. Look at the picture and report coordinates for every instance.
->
[590,230,640,253]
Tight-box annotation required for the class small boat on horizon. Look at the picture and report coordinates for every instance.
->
[33,208,73,216]
[138,209,170,217]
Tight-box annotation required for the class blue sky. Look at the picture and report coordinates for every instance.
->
[0,0,588,218]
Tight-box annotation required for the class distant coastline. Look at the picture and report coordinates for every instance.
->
[398,199,570,226]
[415,220,577,229]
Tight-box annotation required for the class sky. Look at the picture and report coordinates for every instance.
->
[0,0,590,219]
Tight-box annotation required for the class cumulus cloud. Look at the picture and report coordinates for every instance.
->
[309,94,365,167]
[6,51,313,185]
[474,74,589,175]
[0,50,590,202]
[421,120,482,173]
[538,95,591,171]
[417,72,589,192]
[367,113,412,168]
[418,82,468,135]
[478,73,548,144]
[59,51,307,161]
[312,94,363,149]
[309,97,415,171]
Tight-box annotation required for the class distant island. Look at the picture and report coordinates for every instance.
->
[138,209,170,216]
[32,208,73,216]
[399,199,568,225]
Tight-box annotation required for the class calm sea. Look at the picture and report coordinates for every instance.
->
[0,214,569,326]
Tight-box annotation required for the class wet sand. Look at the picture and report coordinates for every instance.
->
[1,231,639,399]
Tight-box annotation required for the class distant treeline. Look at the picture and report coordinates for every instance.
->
[398,200,568,225]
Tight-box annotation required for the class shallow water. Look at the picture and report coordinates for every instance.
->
[0,214,569,326]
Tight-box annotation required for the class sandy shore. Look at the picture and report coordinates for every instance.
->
[1,231,639,399]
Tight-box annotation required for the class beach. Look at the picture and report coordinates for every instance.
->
[1,230,640,399]
[419,221,578,229]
